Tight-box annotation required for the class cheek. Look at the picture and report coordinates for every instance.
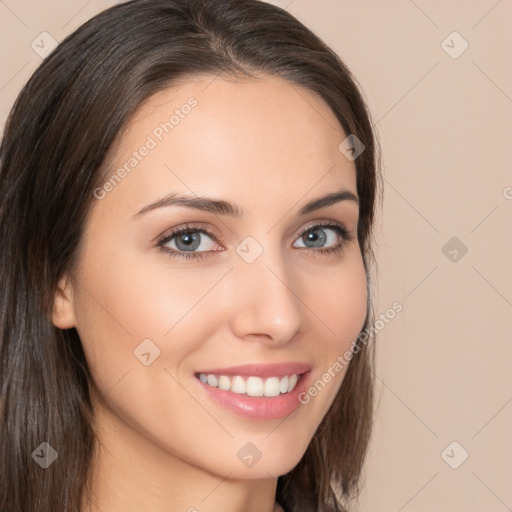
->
[72,245,229,386]
[313,253,368,349]
[81,258,223,336]
[299,252,368,413]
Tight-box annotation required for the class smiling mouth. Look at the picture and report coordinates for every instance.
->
[194,372,304,397]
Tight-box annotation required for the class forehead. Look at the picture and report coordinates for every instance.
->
[117,73,352,167]
[97,74,357,220]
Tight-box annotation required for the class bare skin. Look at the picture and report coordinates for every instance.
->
[52,74,367,512]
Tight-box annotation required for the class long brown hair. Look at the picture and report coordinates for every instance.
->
[0,1,382,510]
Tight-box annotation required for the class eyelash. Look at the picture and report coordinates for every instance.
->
[156,221,354,261]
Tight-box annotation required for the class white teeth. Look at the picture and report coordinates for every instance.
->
[287,373,298,392]
[218,375,231,390]
[246,376,264,396]
[198,373,301,397]
[230,376,247,394]
[279,375,289,394]
[264,377,281,397]
[206,374,218,387]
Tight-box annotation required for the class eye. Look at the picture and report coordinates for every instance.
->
[156,220,353,261]
[156,223,222,261]
[292,221,352,256]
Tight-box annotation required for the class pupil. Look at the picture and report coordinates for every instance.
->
[176,231,200,251]
[305,228,326,247]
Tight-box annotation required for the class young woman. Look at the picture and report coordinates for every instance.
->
[0,1,382,511]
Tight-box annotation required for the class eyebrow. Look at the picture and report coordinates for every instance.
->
[133,189,358,219]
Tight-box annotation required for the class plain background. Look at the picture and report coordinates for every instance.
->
[1,1,511,511]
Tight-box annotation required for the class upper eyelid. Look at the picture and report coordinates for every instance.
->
[156,223,221,246]
[297,219,347,234]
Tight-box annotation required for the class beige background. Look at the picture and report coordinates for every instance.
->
[1,1,511,511]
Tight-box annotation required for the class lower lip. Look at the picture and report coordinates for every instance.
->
[195,372,312,420]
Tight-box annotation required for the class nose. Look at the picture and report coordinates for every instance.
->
[227,243,303,346]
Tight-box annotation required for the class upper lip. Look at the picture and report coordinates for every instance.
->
[196,362,312,379]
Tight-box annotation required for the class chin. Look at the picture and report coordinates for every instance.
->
[215,430,311,480]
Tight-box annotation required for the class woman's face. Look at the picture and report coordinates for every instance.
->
[53,74,367,479]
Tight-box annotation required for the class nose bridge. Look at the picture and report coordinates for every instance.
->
[228,236,303,344]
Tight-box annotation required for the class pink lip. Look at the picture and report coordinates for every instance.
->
[195,362,312,378]
[194,364,313,420]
